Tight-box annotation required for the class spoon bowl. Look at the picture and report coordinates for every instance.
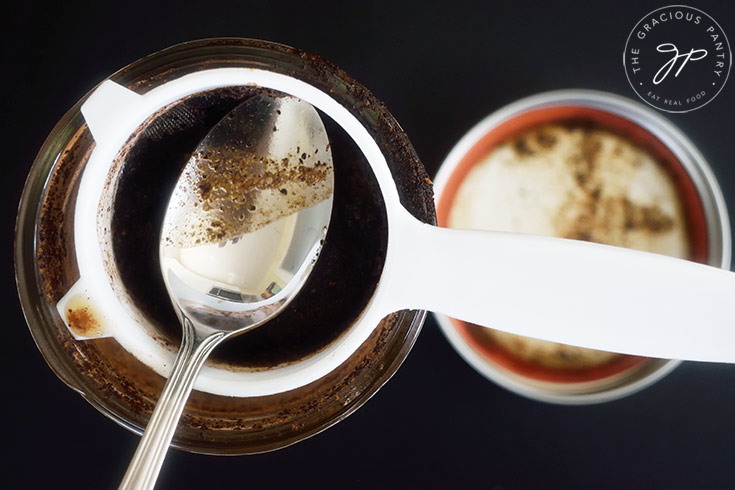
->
[120,93,334,489]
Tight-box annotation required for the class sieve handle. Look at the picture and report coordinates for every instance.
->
[379,207,735,363]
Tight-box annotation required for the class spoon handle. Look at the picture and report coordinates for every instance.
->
[380,209,735,362]
[119,318,225,490]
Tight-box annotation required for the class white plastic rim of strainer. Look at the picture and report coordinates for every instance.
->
[71,67,421,398]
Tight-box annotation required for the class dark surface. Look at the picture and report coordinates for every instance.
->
[4,1,735,489]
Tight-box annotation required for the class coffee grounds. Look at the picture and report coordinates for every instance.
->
[111,87,387,368]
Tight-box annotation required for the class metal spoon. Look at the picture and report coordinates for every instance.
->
[119,94,334,490]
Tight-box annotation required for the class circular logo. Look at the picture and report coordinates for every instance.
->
[624,5,731,112]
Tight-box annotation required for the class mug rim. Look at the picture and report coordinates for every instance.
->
[432,89,731,404]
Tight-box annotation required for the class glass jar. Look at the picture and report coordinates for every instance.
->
[15,38,435,453]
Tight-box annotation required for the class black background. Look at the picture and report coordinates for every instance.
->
[4,1,735,489]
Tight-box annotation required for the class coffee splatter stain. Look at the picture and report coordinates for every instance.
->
[536,130,557,149]
[65,295,104,338]
[512,137,534,157]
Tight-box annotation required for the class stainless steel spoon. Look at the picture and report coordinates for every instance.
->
[119,94,334,490]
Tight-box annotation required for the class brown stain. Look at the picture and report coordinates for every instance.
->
[511,128,560,159]
[517,124,681,244]
[535,129,557,149]
[36,127,94,303]
[65,295,104,337]
[512,137,534,157]
[560,192,676,242]
[502,123,677,245]
[573,130,602,188]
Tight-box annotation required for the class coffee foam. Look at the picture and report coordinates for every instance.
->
[449,124,690,258]
[448,122,691,370]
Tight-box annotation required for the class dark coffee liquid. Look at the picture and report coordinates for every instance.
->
[111,87,388,368]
